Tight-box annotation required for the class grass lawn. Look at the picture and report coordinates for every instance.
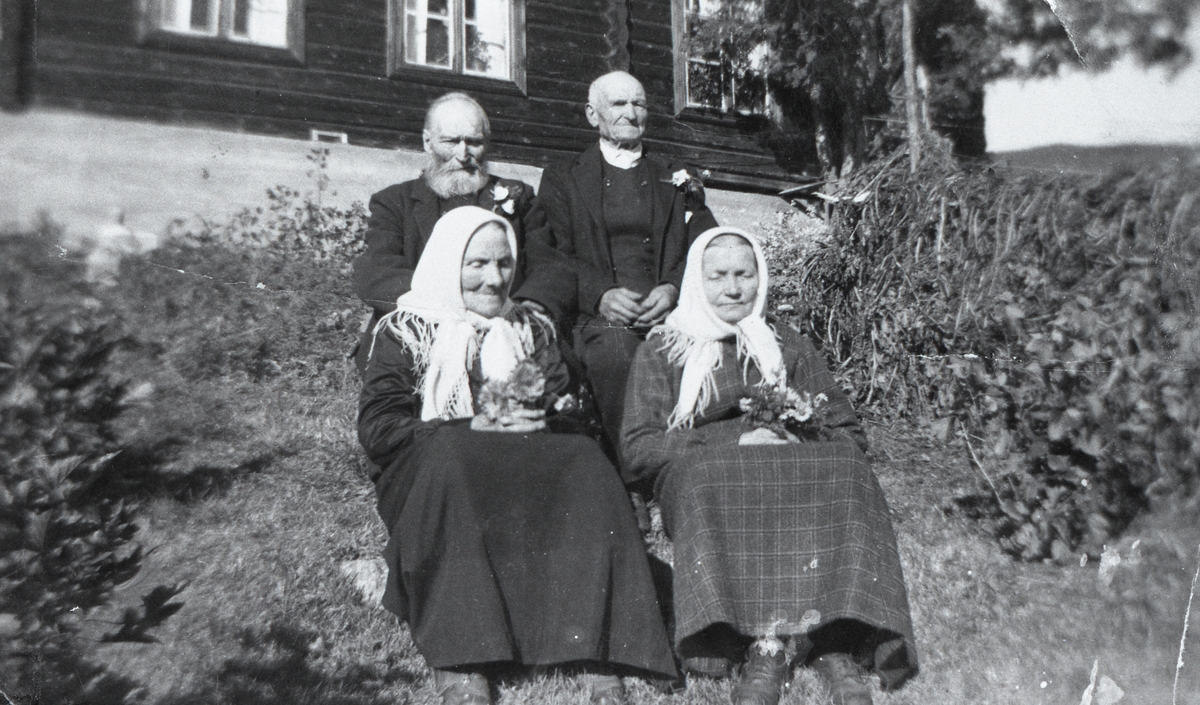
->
[6,231,1199,705]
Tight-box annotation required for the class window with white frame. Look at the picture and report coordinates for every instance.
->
[153,0,300,51]
[392,0,523,84]
[675,0,767,115]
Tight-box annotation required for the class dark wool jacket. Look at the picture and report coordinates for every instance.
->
[514,145,718,323]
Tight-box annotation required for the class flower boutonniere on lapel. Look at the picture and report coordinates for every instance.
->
[490,182,523,217]
[667,168,707,221]
[668,168,706,203]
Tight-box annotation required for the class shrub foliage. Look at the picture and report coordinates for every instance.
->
[187,147,368,273]
[0,235,186,702]
[778,147,1200,560]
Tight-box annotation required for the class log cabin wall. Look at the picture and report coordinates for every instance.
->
[32,0,792,191]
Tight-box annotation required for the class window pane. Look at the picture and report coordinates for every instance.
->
[732,66,766,114]
[160,0,218,35]
[406,0,452,69]
[465,0,476,20]
[463,0,509,78]
[234,0,290,47]
[234,0,249,35]
[405,13,421,63]
[687,59,723,109]
[190,0,212,30]
[425,18,451,67]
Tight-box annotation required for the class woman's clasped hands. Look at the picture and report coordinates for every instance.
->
[738,427,800,446]
[470,407,547,433]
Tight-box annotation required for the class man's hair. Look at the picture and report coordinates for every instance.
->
[424,92,491,138]
[587,71,640,109]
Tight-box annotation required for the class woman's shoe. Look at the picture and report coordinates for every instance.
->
[810,653,873,705]
[433,669,492,705]
[731,646,788,705]
[586,673,627,705]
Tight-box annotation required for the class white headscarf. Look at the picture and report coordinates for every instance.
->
[655,227,784,429]
[372,206,537,421]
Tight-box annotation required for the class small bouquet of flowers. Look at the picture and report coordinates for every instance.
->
[476,358,581,423]
[738,381,828,441]
[477,358,547,422]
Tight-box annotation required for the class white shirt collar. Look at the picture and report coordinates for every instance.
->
[598,139,643,170]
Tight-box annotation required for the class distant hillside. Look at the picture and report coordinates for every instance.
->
[990,143,1200,174]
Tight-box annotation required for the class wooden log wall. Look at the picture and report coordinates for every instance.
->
[32,0,796,191]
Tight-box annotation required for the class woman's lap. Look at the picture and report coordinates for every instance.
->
[375,425,675,676]
[656,440,916,685]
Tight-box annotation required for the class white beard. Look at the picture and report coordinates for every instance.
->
[423,155,491,199]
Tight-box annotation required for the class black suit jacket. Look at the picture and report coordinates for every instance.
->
[352,174,535,315]
[515,145,718,322]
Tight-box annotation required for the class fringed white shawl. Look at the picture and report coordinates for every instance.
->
[369,206,543,421]
[654,227,784,429]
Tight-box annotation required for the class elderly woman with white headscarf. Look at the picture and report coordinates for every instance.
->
[620,228,917,705]
[359,206,676,705]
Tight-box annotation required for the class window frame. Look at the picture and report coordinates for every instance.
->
[139,0,305,65]
[386,0,527,95]
[670,0,767,118]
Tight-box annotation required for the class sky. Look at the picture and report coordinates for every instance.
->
[984,19,1200,151]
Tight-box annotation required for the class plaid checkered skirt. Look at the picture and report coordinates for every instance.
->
[657,440,915,684]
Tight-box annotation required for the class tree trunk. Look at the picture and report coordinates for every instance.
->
[810,83,836,178]
[902,0,922,172]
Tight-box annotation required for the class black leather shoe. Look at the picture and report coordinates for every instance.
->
[433,670,492,705]
[810,653,873,705]
[731,647,788,705]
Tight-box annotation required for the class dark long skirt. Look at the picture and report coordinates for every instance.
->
[375,421,677,678]
[656,440,917,688]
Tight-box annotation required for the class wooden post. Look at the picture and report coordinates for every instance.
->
[902,0,921,172]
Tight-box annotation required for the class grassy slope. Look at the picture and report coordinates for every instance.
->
[20,236,1199,705]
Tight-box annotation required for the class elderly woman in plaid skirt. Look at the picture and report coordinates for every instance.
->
[620,227,917,705]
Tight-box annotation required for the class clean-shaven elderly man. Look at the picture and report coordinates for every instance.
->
[516,70,718,464]
[352,92,535,372]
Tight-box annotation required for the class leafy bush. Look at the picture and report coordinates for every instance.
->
[773,145,1200,560]
[0,234,181,702]
[185,147,369,274]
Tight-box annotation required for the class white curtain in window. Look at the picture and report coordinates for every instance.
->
[238,0,289,47]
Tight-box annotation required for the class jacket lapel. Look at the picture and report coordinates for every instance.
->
[645,155,676,274]
[475,175,498,210]
[572,145,612,273]
[411,178,441,246]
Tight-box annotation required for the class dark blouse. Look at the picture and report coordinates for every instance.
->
[358,307,571,476]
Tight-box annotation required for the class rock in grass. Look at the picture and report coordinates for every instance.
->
[339,558,388,608]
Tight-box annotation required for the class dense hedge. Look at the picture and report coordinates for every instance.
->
[773,147,1200,560]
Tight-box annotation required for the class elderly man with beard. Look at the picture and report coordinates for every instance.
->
[516,71,717,465]
[352,92,535,372]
